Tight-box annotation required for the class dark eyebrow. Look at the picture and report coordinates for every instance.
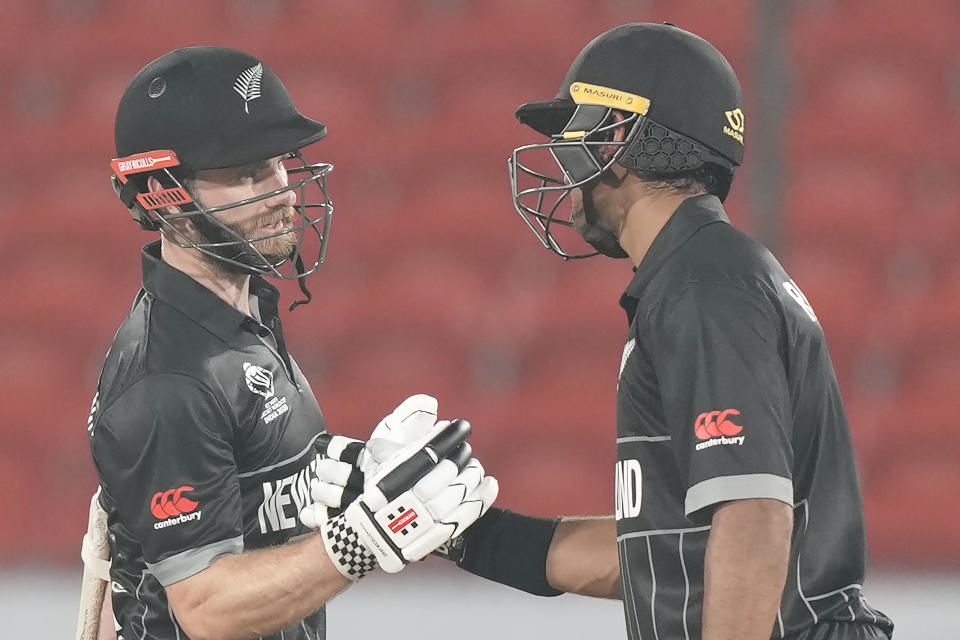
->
[227,155,282,181]
[247,159,272,172]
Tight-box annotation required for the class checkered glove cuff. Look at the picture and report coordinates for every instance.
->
[322,512,377,580]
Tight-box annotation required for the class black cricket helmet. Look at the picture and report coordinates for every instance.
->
[111,46,333,304]
[509,23,746,259]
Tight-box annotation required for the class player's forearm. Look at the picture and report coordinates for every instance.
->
[702,498,792,640]
[546,516,621,599]
[166,533,351,640]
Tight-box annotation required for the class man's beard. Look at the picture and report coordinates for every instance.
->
[192,206,300,274]
[573,185,629,259]
[228,206,299,263]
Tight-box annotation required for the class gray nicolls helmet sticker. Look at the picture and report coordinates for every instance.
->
[233,63,263,114]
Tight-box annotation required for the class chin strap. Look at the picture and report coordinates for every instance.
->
[289,253,313,311]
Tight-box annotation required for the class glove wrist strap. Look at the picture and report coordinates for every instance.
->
[321,512,377,581]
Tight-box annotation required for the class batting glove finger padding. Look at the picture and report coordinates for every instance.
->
[322,434,366,465]
[399,474,499,563]
[301,437,472,533]
[342,464,498,574]
[410,443,473,500]
[303,396,500,580]
[299,434,366,530]
[300,417,468,534]
[364,419,472,510]
[316,433,366,509]
[370,394,439,443]
[327,421,497,576]
[419,459,484,514]
[317,458,354,487]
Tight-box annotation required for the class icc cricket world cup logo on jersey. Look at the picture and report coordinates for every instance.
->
[243,362,289,425]
[243,362,275,398]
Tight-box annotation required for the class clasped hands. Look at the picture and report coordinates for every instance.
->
[300,394,498,579]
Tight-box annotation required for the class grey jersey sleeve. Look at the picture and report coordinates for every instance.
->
[645,283,794,519]
[92,373,244,585]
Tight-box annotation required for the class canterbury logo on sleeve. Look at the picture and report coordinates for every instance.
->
[150,486,203,529]
[694,409,746,451]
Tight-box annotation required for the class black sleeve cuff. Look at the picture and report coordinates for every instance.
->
[456,507,563,597]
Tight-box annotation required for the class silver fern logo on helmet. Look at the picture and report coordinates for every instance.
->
[233,63,263,114]
[243,362,274,398]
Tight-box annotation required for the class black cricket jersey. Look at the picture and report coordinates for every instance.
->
[614,195,893,640]
[88,242,328,640]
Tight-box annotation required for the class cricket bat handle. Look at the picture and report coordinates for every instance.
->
[76,488,111,640]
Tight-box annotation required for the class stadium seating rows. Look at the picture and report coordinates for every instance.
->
[1,0,957,567]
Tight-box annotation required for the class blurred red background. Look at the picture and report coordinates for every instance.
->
[0,0,957,569]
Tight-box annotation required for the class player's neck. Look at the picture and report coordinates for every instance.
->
[161,238,252,315]
[617,189,700,267]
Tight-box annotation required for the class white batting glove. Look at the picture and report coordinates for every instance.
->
[363,393,442,474]
[300,394,442,527]
[300,395,498,578]
[302,434,365,522]
[303,418,498,578]
[345,449,499,572]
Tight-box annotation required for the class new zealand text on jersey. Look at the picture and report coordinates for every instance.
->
[615,459,642,520]
[257,453,321,533]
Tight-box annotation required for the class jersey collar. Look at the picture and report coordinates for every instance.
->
[140,241,281,341]
[619,194,730,322]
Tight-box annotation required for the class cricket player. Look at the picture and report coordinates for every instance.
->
[314,22,895,640]
[82,46,496,640]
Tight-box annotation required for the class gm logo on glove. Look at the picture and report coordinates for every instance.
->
[386,506,420,535]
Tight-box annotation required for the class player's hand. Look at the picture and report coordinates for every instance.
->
[309,433,366,518]
[300,394,443,526]
[303,419,499,578]
[363,393,443,475]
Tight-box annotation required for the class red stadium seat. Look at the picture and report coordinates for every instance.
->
[13,169,137,246]
[30,437,100,564]
[791,0,959,79]
[783,162,904,259]
[478,346,619,517]
[492,429,615,517]
[361,164,529,261]
[276,254,379,348]
[0,454,45,564]
[897,168,960,268]
[405,0,610,73]
[1,337,99,452]
[863,443,960,566]
[508,340,620,432]
[313,331,473,438]
[5,0,955,569]
[788,99,948,174]
[423,70,558,160]
[869,262,960,372]
[843,392,900,480]
[523,257,631,348]
[362,254,497,342]
[782,247,887,387]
